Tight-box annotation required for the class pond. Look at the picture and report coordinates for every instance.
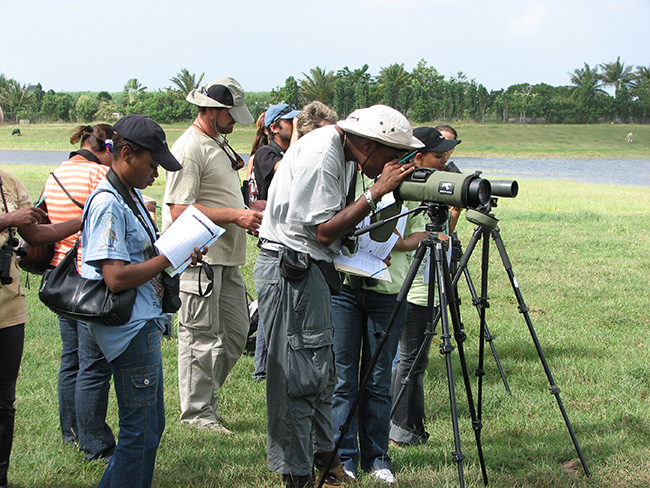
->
[1,150,649,187]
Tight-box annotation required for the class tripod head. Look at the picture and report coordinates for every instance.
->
[424,202,450,235]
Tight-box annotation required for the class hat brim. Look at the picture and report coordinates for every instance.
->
[186,89,254,125]
[426,138,461,153]
[186,90,228,108]
[337,120,424,151]
[280,109,301,121]
[151,147,182,172]
[229,104,254,125]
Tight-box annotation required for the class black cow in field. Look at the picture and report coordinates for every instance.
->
[11,129,21,136]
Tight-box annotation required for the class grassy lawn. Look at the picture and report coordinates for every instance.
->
[3,165,650,487]
[1,122,649,158]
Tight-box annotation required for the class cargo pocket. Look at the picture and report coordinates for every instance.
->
[178,267,213,330]
[122,364,160,407]
[287,328,334,398]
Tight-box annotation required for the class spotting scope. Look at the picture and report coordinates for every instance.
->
[395,167,491,208]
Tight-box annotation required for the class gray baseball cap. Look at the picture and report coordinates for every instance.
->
[186,76,254,125]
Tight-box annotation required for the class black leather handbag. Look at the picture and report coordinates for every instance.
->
[39,238,136,326]
[39,189,136,326]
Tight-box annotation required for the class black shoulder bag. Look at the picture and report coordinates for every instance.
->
[39,189,137,326]
[18,173,84,274]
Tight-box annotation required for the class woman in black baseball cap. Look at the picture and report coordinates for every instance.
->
[81,115,202,488]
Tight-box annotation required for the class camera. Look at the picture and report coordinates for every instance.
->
[161,272,181,313]
[0,236,26,285]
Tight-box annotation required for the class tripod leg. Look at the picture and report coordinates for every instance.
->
[445,238,489,485]
[491,227,591,478]
[432,239,467,488]
[455,228,511,393]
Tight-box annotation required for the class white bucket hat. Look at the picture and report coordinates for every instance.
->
[186,76,254,125]
[337,105,423,151]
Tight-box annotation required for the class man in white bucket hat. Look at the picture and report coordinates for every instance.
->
[254,105,422,488]
[162,76,263,435]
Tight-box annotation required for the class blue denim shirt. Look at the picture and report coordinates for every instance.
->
[81,180,165,361]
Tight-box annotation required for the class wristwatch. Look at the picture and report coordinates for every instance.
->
[363,188,376,211]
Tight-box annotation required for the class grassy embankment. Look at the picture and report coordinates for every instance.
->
[1,127,649,487]
[1,122,649,158]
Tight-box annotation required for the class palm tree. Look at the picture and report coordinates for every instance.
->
[377,63,411,110]
[598,57,634,97]
[123,78,147,104]
[568,63,603,92]
[632,65,650,89]
[0,76,34,122]
[170,68,205,96]
[377,63,411,89]
[299,67,335,104]
[568,63,606,122]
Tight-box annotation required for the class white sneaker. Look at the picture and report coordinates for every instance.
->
[372,468,396,484]
[344,468,357,480]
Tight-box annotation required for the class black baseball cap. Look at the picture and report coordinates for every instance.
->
[113,115,182,171]
[413,127,461,153]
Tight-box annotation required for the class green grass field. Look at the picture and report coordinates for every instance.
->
[3,164,650,487]
[1,122,649,158]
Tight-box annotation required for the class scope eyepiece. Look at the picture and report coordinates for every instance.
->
[489,180,518,198]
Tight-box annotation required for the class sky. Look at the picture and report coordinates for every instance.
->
[1,0,649,95]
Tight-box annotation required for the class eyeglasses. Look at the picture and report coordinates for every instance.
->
[270,105,297,125]
[197,261,214,297]
[217,136,245,170]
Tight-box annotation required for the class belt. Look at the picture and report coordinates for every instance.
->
[259,248,280,258]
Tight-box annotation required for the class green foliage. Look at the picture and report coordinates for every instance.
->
[169,68,205,97]
[299,67,336,105]
[3,56,650,125]
[126,91,194,124]
[74,94,98,122]
[123,78,147,105]
[40,91,73,122]
[245,91,273,120]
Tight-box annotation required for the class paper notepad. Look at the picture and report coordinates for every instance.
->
[154,205,224,276]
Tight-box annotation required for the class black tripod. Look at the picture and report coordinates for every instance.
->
[318,203,487,488]
[453,197,591,478]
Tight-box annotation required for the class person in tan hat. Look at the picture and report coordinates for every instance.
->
[255,104,422,488]
[162,76,263,434]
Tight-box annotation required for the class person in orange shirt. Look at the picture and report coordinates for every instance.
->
[43,124,116,462]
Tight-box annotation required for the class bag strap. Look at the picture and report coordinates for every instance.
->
[105,169,158,246]
[50,172,83,209]
[69,148,103,165]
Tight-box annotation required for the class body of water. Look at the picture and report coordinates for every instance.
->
[1,150,649,187]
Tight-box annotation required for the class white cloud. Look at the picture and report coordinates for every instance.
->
[507,3,546,37]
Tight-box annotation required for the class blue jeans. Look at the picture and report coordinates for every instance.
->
[331,286,406,473]
[390,303,432,445]
[98,321,164,488]
[58,316,115,459]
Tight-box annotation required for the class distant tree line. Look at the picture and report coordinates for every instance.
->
[1,58,649,125]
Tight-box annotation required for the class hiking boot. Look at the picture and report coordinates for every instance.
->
[317,463,359,486]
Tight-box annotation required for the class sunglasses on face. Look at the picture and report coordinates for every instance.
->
[197,261,214,297]
[270,105,297,125]
[217,136,245,170]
